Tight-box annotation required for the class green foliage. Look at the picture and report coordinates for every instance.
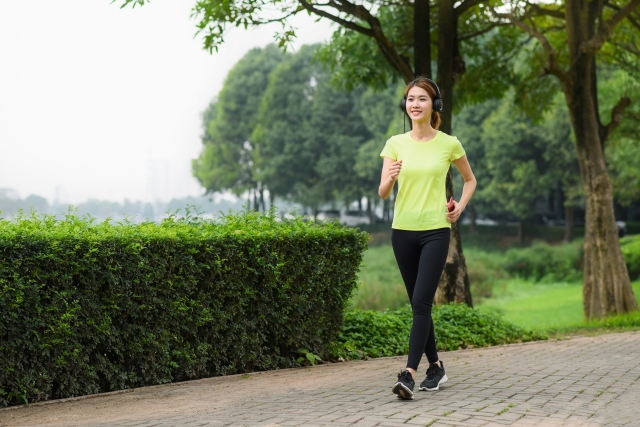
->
[0,209,368,406]
[603,70,640,207]
[456,93,581,229]
[502,240,584,283]
[464,248,511,299]
[330,304,546,360]
[353,239,586,311]
[192,45,284,198]
[315,7,411,91]
[480,93,554,221]
[589,311,640,329]
[620,235,640,280]
[252,45,396,211]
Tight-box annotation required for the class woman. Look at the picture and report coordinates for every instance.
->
[379,77,477,400]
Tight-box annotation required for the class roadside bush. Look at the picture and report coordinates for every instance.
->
[620,235,640,280]
[0,209,368,406]
[503,240,583,283]
[464,248,510,300]
[330,303,546,360]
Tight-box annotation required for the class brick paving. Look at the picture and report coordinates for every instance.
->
[1,331,639,427]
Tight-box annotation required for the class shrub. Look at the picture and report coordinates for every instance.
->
[502,240,583,283]
[0,209,368,406]
[620,235,640,280]
[464,248,510,300]
[330,303,546,360]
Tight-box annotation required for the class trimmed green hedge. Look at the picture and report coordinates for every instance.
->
[621,234,640,280]
[0,210,368,406]
[331,303,547,360]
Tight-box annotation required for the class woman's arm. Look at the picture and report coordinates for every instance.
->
[379,157,402,199]
[446,155,477,223]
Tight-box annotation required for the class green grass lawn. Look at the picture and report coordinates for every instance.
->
[354,242,640,334]
[477,279,640,332]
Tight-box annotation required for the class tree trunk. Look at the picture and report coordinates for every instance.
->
[433,0,472,307]
[367,197,373,225]
[469,204,477,234]
[564,205,575,243]
[414,0,431,77]
[435,168,473,306]
[560,19,638,317]
[259,184,265,212]
[253,188,259,211]
[567,86,637,318]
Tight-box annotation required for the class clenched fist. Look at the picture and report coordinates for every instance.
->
[389,159,403,181]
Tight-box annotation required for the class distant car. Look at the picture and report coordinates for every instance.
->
[341,210,371,226]
[315,210,341,222]
[617,221,627,237]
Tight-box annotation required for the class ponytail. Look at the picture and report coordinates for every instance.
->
[431,112,441,130]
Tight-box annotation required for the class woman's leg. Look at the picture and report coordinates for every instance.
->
[404,229,450,371]
[391,228,421,311]
[424,317,438,365]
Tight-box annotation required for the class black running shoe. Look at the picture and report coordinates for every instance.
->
[392,370,415,400]
[419,361,448,391]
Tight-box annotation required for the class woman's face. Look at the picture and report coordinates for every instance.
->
[406,86,433,121]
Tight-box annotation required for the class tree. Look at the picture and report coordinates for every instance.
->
[253,46,377,213]
[192,45,284,210]
[481,94,552,242]
[490,0,640,318]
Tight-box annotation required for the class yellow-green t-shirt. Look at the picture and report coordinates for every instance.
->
[380,131,466,231]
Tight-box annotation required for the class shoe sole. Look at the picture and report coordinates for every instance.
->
[419,374,448,391]
[391,382,414,400]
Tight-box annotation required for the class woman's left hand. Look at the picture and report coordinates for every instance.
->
[445,200,464,223]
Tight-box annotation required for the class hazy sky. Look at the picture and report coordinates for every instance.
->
[0,1,332,204]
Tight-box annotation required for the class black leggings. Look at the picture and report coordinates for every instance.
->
[391,228,450,371]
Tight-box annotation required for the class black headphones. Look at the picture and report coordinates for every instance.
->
[399,77,443,115]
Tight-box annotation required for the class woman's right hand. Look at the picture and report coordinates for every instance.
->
[389,160,403,181]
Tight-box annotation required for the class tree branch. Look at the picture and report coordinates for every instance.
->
[527,3,565,20]
[605,3,640,31]
[602,96,632,144]
[489,6,569,84]
[455,0,489,16]
[297,0,375,36]
[298,0,414,82]
[250,8,304,25]
[458,22,508,41]
[582,0,640,54]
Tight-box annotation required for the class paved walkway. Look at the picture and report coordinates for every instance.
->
[2,331,639,427]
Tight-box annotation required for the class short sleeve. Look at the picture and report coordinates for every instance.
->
[380,138,397,161]
[450,137,466,162]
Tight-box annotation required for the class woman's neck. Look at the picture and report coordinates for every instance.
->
[410,120,437,141]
